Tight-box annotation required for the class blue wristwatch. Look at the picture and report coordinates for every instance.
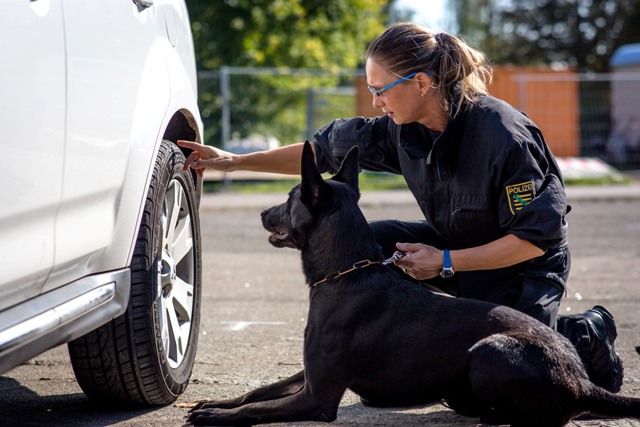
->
[440,249,455,279]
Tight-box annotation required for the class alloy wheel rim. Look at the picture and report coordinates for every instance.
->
[158,178,195,369]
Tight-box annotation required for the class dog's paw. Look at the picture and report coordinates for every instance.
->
[187,408,243,426]
[186,409,212,425]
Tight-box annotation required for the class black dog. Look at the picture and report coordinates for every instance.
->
[187,142,640,426]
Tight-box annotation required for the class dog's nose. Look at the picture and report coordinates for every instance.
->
[260,209,268,218]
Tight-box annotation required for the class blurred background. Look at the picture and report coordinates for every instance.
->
[187,0,640,172]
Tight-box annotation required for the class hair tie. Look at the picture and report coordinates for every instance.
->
[435,33,445,45]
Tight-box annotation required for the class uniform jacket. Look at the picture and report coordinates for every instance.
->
[312,92,571,303]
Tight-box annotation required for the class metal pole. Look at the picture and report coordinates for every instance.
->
[220,66,230,186]
[306,88,315,141]
[517,72,527,113]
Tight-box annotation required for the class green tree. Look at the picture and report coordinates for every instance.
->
[190,0,388,70]
[188,0,388,147]
[451,0,639,72]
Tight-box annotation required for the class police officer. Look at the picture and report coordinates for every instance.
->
[178,22,623,393]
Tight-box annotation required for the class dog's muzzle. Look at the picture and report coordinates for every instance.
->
[261,205,297,248]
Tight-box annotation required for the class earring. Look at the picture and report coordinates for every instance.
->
[421,92,426,97]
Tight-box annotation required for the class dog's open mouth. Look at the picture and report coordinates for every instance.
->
[261,203,298,248]
[269,229,289,241]
[267,227,292,247]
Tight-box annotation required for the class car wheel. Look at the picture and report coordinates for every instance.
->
[68,139,202,406]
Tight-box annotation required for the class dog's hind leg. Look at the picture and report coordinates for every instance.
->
[468,334,576,427]
[189,370,305,411]
[444,381,515,426]
[443,382,485,417]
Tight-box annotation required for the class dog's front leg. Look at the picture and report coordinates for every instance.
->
[188,385,342,426]
[188,370,305,411]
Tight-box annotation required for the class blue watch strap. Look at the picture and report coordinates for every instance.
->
[443,249,451,268]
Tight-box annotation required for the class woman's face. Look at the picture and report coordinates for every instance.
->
[365,58,424,125]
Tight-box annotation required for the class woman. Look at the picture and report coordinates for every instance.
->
[178,22,623,392]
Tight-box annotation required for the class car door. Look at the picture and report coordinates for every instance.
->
[43,0,164,292]
[0,0,66,310]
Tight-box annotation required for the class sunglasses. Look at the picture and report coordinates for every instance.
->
[367,71,430,97]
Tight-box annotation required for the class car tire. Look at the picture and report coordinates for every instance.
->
[68,139,202,406]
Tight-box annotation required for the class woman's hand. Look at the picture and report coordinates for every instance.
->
[177,140,236,176]
[393,242,443,280]
[393,234,544,281]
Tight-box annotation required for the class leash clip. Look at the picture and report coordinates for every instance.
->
[382,251,406,266]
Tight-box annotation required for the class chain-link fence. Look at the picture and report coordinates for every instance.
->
[499,71,640,168]
[197,67,640,169]
[198,67,361,152]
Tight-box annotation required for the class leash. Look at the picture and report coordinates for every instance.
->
[310,252,406,287]
[310,259,380,287]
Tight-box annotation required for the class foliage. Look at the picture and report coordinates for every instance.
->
[189,0,388,70]
[450,0,640,72]
[188,0,388,148]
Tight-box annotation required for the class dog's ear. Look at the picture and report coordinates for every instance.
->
[332,145,360,196]
[300,141,325,209]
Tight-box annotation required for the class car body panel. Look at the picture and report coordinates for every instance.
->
[0,0,66,310]
[43,0,202,293]
[46,1,172,292]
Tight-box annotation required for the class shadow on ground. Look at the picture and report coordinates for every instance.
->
[0,377,160,427]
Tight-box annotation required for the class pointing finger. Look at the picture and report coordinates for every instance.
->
[184,151,201,171]
[177,140,199,150]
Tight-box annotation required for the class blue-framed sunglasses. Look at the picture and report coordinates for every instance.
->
[367,71,430,97]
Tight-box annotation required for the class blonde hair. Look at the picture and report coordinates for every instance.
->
[366,22,492,116]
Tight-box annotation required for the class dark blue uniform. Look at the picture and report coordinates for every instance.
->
[312,92,570,327]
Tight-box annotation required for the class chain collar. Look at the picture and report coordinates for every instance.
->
[309,252,405,287]
[310,259,381,287]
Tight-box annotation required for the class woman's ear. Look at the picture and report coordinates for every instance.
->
[416,71,432,94]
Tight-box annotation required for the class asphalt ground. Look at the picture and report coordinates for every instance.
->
[1,186,639,427]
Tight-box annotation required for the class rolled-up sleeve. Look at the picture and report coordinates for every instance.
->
[313,116,402,174]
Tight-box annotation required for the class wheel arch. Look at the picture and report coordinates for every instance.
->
[162,109,203,201]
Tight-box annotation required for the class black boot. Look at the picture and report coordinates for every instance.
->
[582,305,624,393]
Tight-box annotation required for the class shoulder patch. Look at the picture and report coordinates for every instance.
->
[505,181,535,214]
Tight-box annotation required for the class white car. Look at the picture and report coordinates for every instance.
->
[0,0,203,406]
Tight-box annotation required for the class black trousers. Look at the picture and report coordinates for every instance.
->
[369,219,591,364]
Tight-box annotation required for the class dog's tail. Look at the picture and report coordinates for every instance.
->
[576,384,640,420]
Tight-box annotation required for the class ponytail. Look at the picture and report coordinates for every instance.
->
[366,22,492,116]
